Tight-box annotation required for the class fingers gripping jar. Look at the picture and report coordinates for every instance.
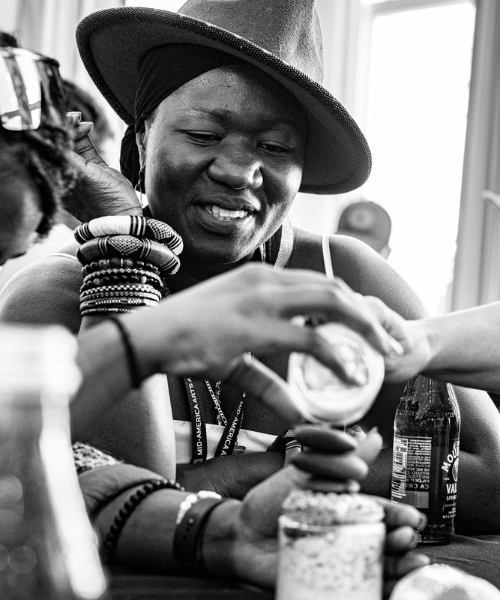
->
[277,491,385,600]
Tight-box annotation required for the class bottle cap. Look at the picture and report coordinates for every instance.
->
[288,322,385,425]
[0,324,81,401]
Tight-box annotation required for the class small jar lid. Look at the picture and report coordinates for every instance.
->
[282,491,384,526]
[288,322,385,426]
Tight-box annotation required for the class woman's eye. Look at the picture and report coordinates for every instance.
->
[260,142,290,155]
[185,131,220,143]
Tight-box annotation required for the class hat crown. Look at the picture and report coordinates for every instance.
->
[178,0,324,83]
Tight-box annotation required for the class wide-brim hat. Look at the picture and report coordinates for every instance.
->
[76,0,371,195]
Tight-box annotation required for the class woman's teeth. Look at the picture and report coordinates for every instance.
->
[206,205,248,220]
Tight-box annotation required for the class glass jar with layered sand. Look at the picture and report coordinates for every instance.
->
[277,491,385,600]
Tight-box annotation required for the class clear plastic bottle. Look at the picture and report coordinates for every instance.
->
[391,375,460,545]
[0,324,108,599]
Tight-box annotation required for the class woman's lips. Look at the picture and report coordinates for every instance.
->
[193,203,255,233]
[205,204,249,221]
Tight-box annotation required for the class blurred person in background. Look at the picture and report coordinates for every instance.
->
[0,32,116,288]
[336,200,392,260]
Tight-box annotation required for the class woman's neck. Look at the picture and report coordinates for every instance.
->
[170,251,259,291]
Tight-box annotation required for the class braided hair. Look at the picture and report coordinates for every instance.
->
[0,31,77,236]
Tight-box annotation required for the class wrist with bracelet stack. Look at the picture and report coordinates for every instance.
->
[76,215,183,386]
[172,490,228,572]
[75,215,183,316]
[102,483,228,574]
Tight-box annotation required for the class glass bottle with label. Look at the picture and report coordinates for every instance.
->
[0,324,108,600]
[391,375,460,545]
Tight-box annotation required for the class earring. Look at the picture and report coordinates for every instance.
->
[138,166,146,206]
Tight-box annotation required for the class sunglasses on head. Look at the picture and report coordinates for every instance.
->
[0,47,66,131]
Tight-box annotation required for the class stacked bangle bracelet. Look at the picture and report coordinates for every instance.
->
[76,217,182,316]
[77,235,180,275]
[75,215,183,255]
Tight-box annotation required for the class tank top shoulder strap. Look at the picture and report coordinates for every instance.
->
[321,234,334,279]
[287,227,335,278]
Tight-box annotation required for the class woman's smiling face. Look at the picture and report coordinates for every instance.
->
[139,65,307,270]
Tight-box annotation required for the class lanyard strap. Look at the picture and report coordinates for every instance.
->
[184,378,245,463]
[184,378,208,464]
[214,394,245,457]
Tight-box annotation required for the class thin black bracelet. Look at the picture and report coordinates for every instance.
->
[173,496,228,571]
[102,478,183,563]
[107,314,142,388]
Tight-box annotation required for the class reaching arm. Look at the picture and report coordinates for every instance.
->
[368,298,500,391]
[326,235,500,534]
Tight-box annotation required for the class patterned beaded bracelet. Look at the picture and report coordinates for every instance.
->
[80,283,161,300]
[102,478,184,564]
[82,259,161,275]
[77,236,180,275]
[82,268,164,290]
[75,215,184,255]
[267,429,303,453]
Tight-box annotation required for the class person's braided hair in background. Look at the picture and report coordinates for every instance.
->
[0,31,77,237]
[1,126,77,237]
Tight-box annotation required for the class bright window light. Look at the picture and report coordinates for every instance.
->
[363,1,475,314]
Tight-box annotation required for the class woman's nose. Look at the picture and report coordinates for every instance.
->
[207,147,263,190]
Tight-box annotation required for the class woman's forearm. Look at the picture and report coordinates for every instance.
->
[418,302,500,391]
[72,320,133,439]
[176,452,285,499]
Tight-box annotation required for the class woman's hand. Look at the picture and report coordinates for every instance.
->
[364,296,432,382]
[204,426,429,592]
[378,498,430,598]
[63,117,142,222]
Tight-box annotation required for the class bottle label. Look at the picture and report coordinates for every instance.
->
[392,435,460,521]
[392,435,432,508]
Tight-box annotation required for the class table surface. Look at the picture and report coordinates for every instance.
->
[109,533,500,599]
[110,572,273,600]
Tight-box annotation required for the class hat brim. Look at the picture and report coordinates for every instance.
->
[76,7,371,194]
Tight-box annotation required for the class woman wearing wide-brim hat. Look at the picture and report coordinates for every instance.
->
[2,0,500,539]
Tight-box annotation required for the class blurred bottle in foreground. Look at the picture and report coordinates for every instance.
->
[0,325,108,599]
[391,375,460,545]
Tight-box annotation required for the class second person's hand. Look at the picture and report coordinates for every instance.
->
[63,116,142,222]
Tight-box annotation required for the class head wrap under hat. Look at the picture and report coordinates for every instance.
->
[77,0,372,195]
[121,44,244,192]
